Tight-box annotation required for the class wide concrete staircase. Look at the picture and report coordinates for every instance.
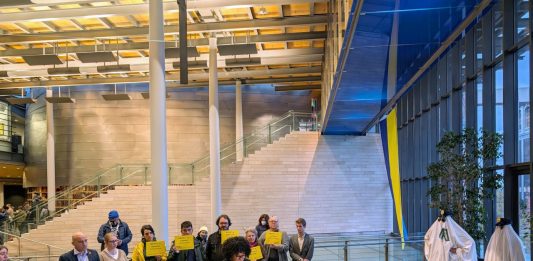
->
[6,131,391,258]
[6,185,202,257]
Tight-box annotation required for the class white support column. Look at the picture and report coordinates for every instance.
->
[209,36,222,226]
[235,80,244,161]
[149,0,169,244]
[46,89,55,212]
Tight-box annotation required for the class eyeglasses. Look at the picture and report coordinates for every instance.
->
[107,240,119,243]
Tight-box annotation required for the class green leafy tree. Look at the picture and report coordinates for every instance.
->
[427,128,503,240]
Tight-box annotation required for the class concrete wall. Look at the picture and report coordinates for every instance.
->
[24,84,312,187]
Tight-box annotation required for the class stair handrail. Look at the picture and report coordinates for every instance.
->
[189,111,317,173]
[191,111,316,164]
[40,167,148,223]
[7,165,150,234]
[0,230,67,257]
[189,111,296,166]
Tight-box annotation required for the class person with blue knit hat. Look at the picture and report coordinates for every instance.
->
[97,210,133,255]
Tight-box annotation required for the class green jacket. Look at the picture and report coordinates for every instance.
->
[168,238,205,261]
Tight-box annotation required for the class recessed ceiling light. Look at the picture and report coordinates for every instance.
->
[16,168,20,170]
[259,7,267,15]
[2,167,6,169]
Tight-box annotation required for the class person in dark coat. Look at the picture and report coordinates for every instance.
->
[255,214,269,239]
[168,221,205,261]
[206,214,231,261]
[289,218,314,261]
[97,210,133,255]
[59,232,100,261]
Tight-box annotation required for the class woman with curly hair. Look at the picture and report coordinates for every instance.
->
[222,236,251,261]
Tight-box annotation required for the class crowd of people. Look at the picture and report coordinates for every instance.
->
[59,210,314,261]
[0,193,49,242]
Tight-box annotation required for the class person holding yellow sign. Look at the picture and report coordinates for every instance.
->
[258,216,289,261]
[207,214,232,261]
[168,221,205,261]
[132,224,167,261]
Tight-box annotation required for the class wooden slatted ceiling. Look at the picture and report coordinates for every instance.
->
[0,0,327,84]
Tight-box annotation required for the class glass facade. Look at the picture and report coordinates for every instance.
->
[395,0,531,255]
[518,48,530,162]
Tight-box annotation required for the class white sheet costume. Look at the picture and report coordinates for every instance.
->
[424,216,477,261]
[485,222,526,261]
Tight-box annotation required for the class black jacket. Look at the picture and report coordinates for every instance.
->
[206,231,224,261]
[168,238,205,261]
[59,249,100,261]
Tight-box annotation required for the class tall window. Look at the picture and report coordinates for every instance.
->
[493,1,504,58]
[475,23,483,72]
[462,86,466,129]
[477,76,483,130]
[495,63,504,166]
[517,48,530,162]
[516,0,530,40]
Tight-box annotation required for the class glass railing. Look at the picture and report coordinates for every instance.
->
[313,232,424,261]
[191,111,318,174]
[5,111,318,238]
[0,230,67,259]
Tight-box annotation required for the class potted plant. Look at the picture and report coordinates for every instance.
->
[427,128,503,244]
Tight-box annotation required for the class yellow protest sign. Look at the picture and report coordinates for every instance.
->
[174,235,194,250]
[264,231,282,245]
[221,230,239,243]
[249,246,263,261]
[145,241,166,256]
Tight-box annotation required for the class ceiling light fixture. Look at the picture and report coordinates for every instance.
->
[259,7,268,15]
[102,83,132,101]
[45,86,75,103]
[6,88,36,105]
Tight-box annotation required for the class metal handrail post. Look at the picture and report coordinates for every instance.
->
[168,166,172,184]
[119,166,124,185]
[144,167,148,185]
[97,176,101,197]
[48,246,51,261]
[35,205,40,226]
[385,238,389,261]
[268,124,272,144]
[243,139,247,157]
[344,240,348,261]
[292,111,295,131]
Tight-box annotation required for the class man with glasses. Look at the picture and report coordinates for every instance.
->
[207,214,232,261]
[258,216,290,261]
[97,210,132,256]
[59,232,100,261]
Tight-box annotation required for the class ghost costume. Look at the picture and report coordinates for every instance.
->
[424,216,477,261]
[485,221,526,261]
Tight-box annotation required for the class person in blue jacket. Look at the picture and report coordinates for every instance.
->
[97,210,133,255]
